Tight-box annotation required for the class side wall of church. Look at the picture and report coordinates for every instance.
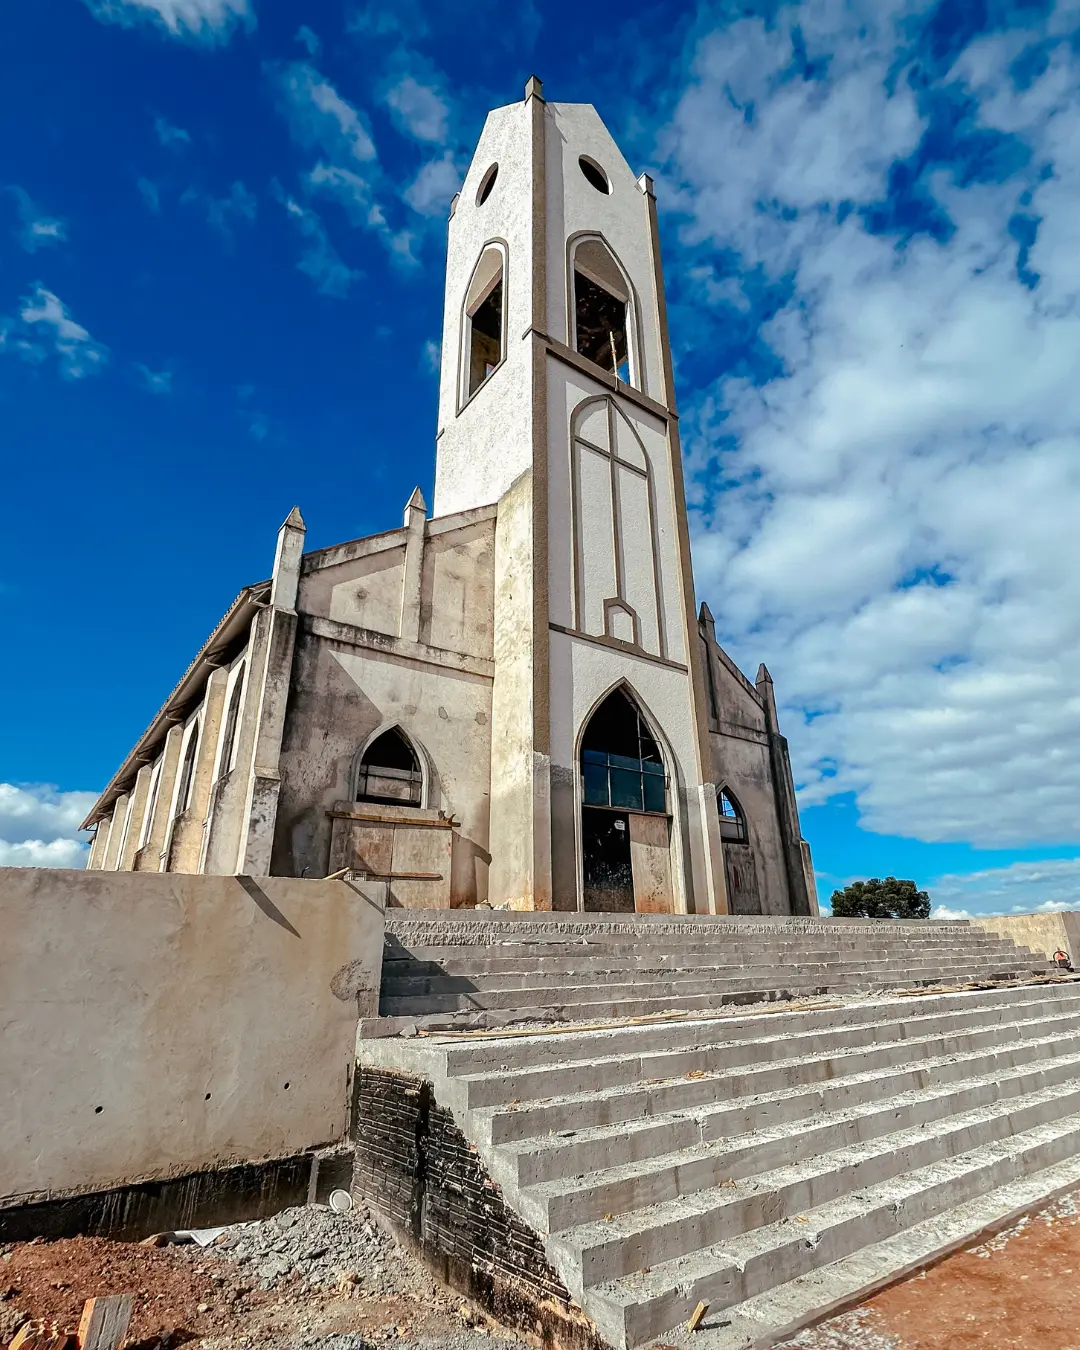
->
[270,510,497,906]
[701,633,795,915]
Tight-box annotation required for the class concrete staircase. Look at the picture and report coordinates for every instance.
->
[359,975,1080,1348]
[375,912,1049,1028]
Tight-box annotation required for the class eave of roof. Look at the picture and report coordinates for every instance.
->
[81,579,270,830]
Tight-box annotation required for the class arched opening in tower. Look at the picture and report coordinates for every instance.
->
[579,687,672,913]
[573,239,631,384]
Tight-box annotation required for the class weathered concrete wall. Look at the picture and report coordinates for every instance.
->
[272,630,493,905]
[0,868,385,1206]
[970,911,1080,963]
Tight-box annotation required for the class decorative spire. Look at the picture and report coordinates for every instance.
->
[756,663,773,685]
[406,486,426,512]
[283,505,306,531]
[699,600,714,624]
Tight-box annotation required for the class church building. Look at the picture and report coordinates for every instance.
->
[83,80,818,918]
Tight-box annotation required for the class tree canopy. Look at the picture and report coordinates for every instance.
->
[829,876,931,920]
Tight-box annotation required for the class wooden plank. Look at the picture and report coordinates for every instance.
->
[77,1295,133,1350]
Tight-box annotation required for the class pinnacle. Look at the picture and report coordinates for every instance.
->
[283,506,306,530]
[698,600,714,623]
[406,486,427,513]
[756,663,773,684]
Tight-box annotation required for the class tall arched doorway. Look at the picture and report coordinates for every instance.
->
[580,687,674,913]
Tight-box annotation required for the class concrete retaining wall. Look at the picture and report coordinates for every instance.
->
[970,910,1080,963]
[0,868,385,1207]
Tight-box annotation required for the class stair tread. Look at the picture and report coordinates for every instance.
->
[550,1076,1080,1256]
[587,1108,1080,1311]
[524,1047,1080,1207]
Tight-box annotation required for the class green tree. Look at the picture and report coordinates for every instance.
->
[829,876,931,920]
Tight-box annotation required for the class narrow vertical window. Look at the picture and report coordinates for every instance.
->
[462,244,505,402]
[218,665,245,777]
[176,726,199,816]
[138,758,162,849]
[573,238,631,384]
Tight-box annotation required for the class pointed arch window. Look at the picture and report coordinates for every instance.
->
[462,243,505,402]
[572,237,633,385]
[175,725,199,816]
[218,664,245,778]
[357,728,423,807]
[718,787,747,843]
[581,688,666,814]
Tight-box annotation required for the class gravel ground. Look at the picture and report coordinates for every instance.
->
[0,1204,529,1350]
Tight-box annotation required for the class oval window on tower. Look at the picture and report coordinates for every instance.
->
[579,156,611,194]
[476,163,499,205]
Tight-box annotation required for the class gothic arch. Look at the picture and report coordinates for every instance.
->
[717,784,748,843]
[574,680,685,914]
[353,722,432,809]
[459,239,508,408]
[566,231,644,391]
[569,395,666,657]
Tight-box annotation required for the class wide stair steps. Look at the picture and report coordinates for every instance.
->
[376,912,1050,1028]
[359,977,1080,1348]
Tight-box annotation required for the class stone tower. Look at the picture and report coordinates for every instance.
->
[434,78,728,914]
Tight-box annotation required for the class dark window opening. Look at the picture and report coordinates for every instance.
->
[579,156,611,194]
[477,163,498,205]
[575,271,629,382]
[218,667,244,777]
[176,730,199,816]
[468,276,503,397]
[357,728,423,807]
[581,688,665,815]
[718,787,747,843]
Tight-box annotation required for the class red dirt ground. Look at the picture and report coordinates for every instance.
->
[778,1191,1080,1350]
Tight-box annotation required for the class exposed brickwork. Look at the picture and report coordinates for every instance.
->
[352,1067,606,1350]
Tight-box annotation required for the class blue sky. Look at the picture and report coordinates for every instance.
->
[4,0,1080,918]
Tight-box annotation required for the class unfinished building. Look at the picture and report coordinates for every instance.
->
[81,79,814,919]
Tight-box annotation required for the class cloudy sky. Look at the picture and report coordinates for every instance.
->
[3,0,1079,917]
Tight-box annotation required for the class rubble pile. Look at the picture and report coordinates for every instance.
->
[203,1205,441,1301]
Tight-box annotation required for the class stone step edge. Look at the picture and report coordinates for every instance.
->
[579,1107,1080,1344]
[379,972,1050,1018]
[457,1000,1080,1113]
[361,974,1080,1040]
[608,1142,1080,1350]
[550,1076,1080,1278]
[519,1049,1080,1228]
[506,1028,1080,1185]
[382,958,1041,991]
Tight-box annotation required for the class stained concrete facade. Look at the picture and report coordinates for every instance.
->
[84,80,815,918]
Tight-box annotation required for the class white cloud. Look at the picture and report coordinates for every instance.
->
[181,180,256,239]
[929,856,1080,916]
[138,178,162,215]
[404,151,461,217]
[663,5,1080,849]
[9,187,67,254]
[421,337,440,375]
[154,114,190,149]
[272,62,377,165]
[279,194,359,299]
[385,74,449,144]
[295,25,320,56]
[137,363,172,394]
[0,783,97,869]
[83,0,252,44]
[1,286,108,380]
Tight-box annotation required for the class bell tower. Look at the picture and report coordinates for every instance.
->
[434,78,727,914]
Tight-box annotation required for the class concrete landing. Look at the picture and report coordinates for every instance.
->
[356,975,1080,1348]
[370,911,1050,1032]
